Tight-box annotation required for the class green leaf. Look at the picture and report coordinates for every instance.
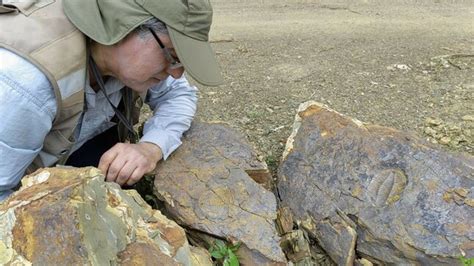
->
[216,240,227,254]
[208,247,216,255]
[210,250,224,259]
[230,242,241,252]
[216,240,226,248]
[223,258,231,266]
[460,256,474,266]
[228,250,240,266]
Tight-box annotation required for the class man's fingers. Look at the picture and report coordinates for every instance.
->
[116,162,137,186]
[106,155,128,183]
[98,148,119,176]
[126,168,145,186]
[98,143,162,187]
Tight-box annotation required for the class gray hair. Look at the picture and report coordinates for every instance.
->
[134,18,169,39]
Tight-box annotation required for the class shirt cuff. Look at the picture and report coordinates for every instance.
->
[139,129,182,160]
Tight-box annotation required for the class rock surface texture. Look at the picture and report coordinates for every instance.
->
[278,101,474,265]
[154,121,287,265]
[0,167,205,265]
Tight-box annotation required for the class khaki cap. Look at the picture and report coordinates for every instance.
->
[63,0,223,86]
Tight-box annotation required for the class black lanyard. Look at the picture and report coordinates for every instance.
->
[88,55,139,142]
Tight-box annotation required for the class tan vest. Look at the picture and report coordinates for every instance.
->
[0,0,86,172]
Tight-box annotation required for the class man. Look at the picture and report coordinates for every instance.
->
[0,0,223,201]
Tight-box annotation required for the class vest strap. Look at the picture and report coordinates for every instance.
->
[0,4,17,14]
[88,55,139,143]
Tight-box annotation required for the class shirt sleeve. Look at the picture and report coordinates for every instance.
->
[0,50,56,201]
[140,75,198,160]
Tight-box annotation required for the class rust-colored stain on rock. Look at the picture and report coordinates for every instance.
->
[154,220,186,253]
[297,105,322,118]
[443,187,472,206]
[446,223,472,235]
[12,190,85,264]
[118,242,179,266]
[465,198,474,207]
[107,190,121,208]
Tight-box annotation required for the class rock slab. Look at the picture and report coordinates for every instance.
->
[0,167,203,265]
[154,121,286,264]
[278,101,474,265]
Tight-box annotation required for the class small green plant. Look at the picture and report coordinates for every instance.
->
[265,155,277,168]
[460,256,474,266]
[209,240,241,266]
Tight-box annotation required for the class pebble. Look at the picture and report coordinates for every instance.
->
[462,115,474,122]
[425,117,443,126]
[440,136,451,145]
[424,127,437,136]
[447,125,461,133]
[240,116,251,124]
[396,64,410,70]
[461,84,474,90]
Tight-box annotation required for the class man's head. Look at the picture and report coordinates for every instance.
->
[63,0,223,87]
[88,18,185,92]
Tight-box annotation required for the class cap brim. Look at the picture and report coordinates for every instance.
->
[168,27,223,86]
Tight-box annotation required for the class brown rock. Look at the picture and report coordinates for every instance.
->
[278,101,474,265]
[276,206,294,234]
[118,242,179,266]
[0,167,198,265]
[280,230,311,263]
[189,246,213,266]
[154,121,286,264]
[235,244,285,266]
[354,258,373,266]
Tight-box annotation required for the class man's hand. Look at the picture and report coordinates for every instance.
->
[98,142,163,186]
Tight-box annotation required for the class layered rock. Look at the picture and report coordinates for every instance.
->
[0,167,207,265]
[154,121,286,265]
[278,101,474,265]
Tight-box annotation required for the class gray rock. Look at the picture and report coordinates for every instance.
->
[182,121,273,189]
[154,121,286,264]
[278,101,474,265]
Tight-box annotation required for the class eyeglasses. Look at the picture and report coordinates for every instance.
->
[148,28,183,70]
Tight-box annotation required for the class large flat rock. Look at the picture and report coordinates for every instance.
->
[278,101,474,265]
[154,121,286,264]
[0,167,205,265]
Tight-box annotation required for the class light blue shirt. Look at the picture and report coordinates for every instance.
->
[0,48,197,201]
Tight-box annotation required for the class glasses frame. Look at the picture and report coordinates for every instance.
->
[148,27,183,70]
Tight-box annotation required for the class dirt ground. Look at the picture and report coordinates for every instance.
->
[185,0,474,175]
